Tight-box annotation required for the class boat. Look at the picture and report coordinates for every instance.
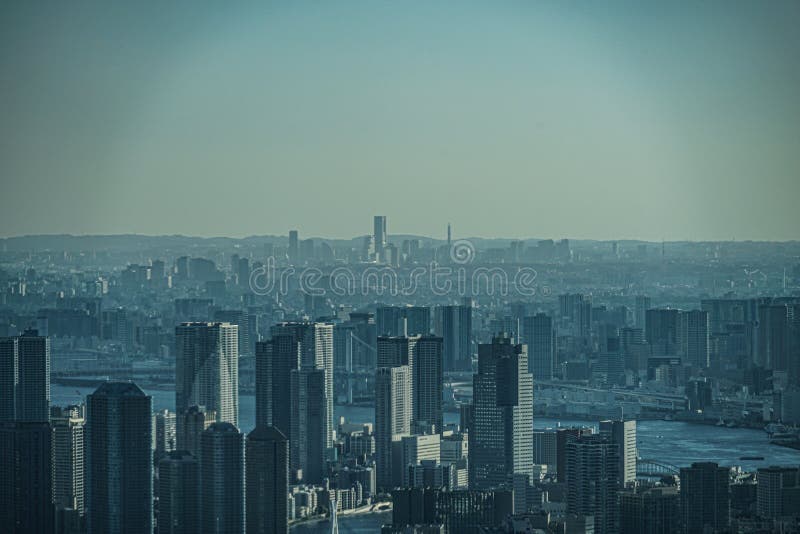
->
[765,423,787,435]
[739,456,765,461]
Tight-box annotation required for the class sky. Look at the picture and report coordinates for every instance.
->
[1,1,799,241]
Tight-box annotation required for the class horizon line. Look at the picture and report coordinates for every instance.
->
[1,232,798,245]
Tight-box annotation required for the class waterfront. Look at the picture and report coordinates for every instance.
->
[52,384,800,471]
[47,384,800,531]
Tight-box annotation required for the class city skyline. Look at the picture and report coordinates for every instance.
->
[2,1,800,532]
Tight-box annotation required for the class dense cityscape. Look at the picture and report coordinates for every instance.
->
[3,1,800,532]
[1,217,799,533]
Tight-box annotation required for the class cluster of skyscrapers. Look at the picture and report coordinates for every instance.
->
[1,218,800,533]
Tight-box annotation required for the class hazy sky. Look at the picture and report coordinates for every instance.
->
[1,1,798,241]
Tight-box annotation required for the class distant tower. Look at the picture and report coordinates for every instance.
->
[288,230,299,263]
[86,382,153,534]
[683,310,710,368]
[634,295,651,330]
[522,313,554,381]
[447,223,452,247]
[373,216,387,261]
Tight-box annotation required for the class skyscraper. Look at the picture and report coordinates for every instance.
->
[434,304,473,372]
[377,335,418,421]
[682,310,710,368]
[375,365,412,490]
[270,322,334,483]
[645,309,680,356]
[559,294,592,339]
[757,304,789,371]
[246,425,289,534]
[214,309,252,357]
[0,330,50,423]
[255,334,299,436]
[288,230,299,264]
[51,404,86,517]
[555,427,594,482]
[414,336,444,433]
[271,322,334,442]
[158,450,199,534]
[634,295,651,329]
[289,367,327,483]
[522,313,554,380]
[376,306,431,337]
[566,434,621,534]
[374,215,387,261]
[0,329,53,534]
[86,382,153,534]
[0,336,18,422]
[201,423,245,534]
[469,335,534,491]
[756,466,799,519]
[0,421,54,534]
[679,462,730,534]
[599,419,637,486]
[175,322,239,446]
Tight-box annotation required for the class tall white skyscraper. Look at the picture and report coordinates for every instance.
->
[51,404,85,516]
[175,322,239,443]
[599,419,637,486]
[375,365,411,490]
